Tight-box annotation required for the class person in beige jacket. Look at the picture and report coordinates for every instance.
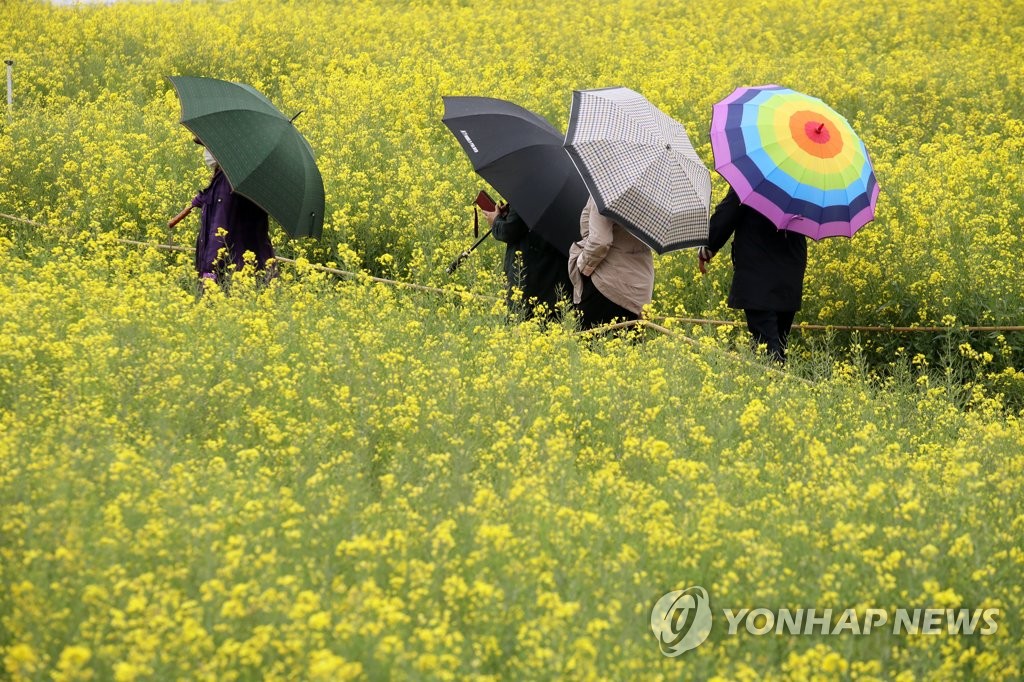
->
[568,195,654,329]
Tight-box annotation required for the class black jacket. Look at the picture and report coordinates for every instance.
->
[707,189,807,311]
[492,206,572,315]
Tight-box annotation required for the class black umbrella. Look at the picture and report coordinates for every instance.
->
[442,96,587,256]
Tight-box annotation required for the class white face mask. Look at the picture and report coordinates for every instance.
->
[203,148,218,169]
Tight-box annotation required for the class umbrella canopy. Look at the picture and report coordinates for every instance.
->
[441,96,587,256]
[169,75,325,239]
[563,86,712,254]
[710,84,879,239]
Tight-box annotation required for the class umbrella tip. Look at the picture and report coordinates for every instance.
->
[290,110,304,123]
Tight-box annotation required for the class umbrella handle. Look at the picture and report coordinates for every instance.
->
[446,227,493,275]
[168,205,193,229]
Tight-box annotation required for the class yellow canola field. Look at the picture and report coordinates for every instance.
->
[1,0,1024,679]
[1,235,1022,680]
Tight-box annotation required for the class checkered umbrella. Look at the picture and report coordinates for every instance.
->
[564,86,712,254]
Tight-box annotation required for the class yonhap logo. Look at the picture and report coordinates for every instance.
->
[650,585,1001,658]
[650,586,713,656]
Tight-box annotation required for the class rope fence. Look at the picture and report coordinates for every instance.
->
[114,237,502,303]
[652,316,1024,334]
[3,211,1021,336]
[117,235,808,382]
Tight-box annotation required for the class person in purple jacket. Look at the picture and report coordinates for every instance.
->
[169,138,275,285]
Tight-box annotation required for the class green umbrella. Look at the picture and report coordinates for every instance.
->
[169,75,324,239]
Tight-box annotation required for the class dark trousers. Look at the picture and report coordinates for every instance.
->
[744,309,796,363]
[576,275,639,330]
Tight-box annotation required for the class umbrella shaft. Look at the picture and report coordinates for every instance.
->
[446,227,493,274]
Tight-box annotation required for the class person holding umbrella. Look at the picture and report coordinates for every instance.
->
[698,187,806,363]
[562,86,711,330]
[701,84,880,363]
[479,201,572,320]
[568,195,654,329]
[168,137,275,284]
[166,75,326,286]
[440,96,586,320]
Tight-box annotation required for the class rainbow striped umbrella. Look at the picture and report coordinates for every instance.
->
[710,85,879,239]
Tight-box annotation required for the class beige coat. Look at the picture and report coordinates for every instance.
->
[568,196,654,315]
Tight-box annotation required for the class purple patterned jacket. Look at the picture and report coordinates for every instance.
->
[192,169,274,278]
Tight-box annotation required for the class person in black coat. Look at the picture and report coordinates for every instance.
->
[481,204,572,320]
[698,188,807,363]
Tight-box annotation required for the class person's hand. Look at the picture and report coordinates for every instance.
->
[697,246,713,275]
[480,206,501,227]
[578,253,595,277]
